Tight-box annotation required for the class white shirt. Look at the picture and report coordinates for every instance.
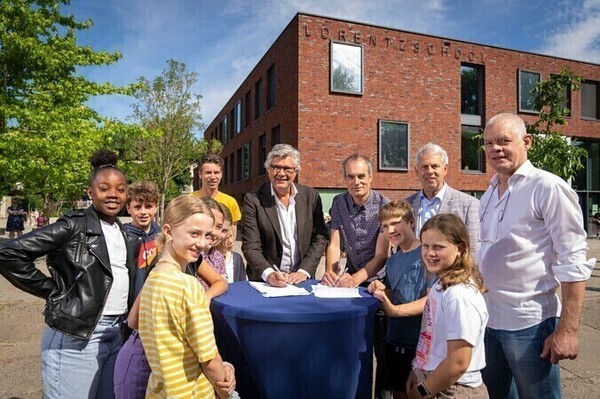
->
[479,160,595,330]
[100,219,129,316]
[261,184,310,282]
[415,183,447,236]
[414,280,488,387]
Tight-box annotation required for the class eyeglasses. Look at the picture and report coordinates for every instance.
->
[269,165,296,175]
[479,182,512,245]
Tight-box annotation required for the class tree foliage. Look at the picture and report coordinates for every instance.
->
[526,69,587,181]
[0,0,136,211]
[125,59,207,221]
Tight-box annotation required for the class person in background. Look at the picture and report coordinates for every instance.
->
[405,143,480,259]
[138,194,236,398]
[407,214,489,399]
[479,113,595,398]
[114,181,160,399]
[0,149,133,398]
[217,204,246,283]
[35,211,49,229]
[193,154,242,240]
[368,201,434,399]
[6,199,27,239]
[242,144,328,286]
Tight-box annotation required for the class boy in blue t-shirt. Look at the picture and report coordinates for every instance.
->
[368,200,433,399]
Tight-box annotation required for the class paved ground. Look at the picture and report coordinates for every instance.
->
[0,220,599,398]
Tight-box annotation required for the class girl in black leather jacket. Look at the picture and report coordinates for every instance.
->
[0,150,133,399]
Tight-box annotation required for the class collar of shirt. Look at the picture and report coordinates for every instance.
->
[270,182,297,203]
[419,182,447,207]
[488,160,533,189]
[345,190,374,213]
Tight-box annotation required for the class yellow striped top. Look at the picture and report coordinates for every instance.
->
[139,267,218,398]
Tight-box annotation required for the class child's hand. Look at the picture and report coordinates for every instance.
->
[367,280,385,293]
[405,370,418,397]
[215,362,236,398]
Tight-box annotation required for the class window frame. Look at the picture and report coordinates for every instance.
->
[330,41,364,95]
[518,69,541,114]
[378,120,409,171]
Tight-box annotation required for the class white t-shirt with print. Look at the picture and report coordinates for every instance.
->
[413,280,488,387]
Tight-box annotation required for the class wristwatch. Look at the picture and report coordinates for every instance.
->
[416,382,431,398]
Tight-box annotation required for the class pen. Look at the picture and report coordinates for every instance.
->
[272,264,289,285]
[334,267,348,287]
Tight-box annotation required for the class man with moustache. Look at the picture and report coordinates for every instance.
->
[242,144,328,287]
[405,143,480,257]
[479,113,595,398]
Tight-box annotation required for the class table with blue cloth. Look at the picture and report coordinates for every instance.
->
[209,279,380,399]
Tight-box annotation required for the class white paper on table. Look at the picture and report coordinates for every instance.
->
[248,281,310,297]
[311,284,362,298]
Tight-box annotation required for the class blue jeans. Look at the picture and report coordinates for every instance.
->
[482,317,561,399]
[41,316,123,399]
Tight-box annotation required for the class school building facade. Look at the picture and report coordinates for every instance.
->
[199,13,600,233]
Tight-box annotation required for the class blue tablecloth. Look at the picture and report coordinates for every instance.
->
[210,280,380,399]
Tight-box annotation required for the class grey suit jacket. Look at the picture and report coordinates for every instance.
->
[242,183,328,281]
[406,185,480,259]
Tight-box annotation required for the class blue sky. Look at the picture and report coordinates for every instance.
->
[69,0,600,132]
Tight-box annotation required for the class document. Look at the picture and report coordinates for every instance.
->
[311,284,362,298]
[248,282,310,297]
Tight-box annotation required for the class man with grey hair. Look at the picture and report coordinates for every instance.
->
[480,113,595,398]
[242,144,328,286]
[405,142,480,257]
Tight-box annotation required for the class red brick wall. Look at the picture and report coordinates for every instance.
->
[208,13,600,200]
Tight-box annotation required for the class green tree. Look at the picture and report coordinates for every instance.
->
[0,0,135,209]
[126,59,206,221]
[527,69,587,181]
[332,65,357,92]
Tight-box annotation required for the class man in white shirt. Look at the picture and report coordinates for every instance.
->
[479,113,595,398]
[405,143,480,257]
[242,144,328,287]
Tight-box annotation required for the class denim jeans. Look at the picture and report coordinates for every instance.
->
[41,316,123,399]
[482,317,561,399]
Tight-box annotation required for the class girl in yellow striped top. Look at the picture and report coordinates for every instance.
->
[138,194,236,398]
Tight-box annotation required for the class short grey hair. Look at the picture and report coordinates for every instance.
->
[485,113,527,138]
[415,143,449,166]
[342,154,373,177]
[264,144,301,171]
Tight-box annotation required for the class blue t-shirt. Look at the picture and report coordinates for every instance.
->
[385,245,432,347]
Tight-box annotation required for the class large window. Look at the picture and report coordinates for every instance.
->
[378,120,409,171]
[519,69,540,113]
[582,80,600,120]
[461,64,483,116]
[234,100,242,135]
[255,79,263,120]
[330,41,363,94]
[267,65,276,110]
[258,133,267,176]
[461,125,485,172]
[241,143,250,180]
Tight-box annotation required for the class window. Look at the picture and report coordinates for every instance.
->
[229,153,235,183]
[461,64,483,116]
[244,90,251,128]
[223,155,228,184]
[461,125,485,172]
[255,79,263,120]
[582,80,600,120]
[221,116,228,144]
[519,69,540,113]
[234,100,242,135]
[267,65,276,110]
[378,120,409,171]
[242,143,250,180]
[330,41,363,94]
[271,125,280,147]
[229,109,235,140]
[236,148,242,182]
[259,133,267,176]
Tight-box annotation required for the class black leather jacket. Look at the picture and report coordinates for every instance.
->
[0,206,134,339]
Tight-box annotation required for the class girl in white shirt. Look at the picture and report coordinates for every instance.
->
[407,214,489,399]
